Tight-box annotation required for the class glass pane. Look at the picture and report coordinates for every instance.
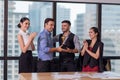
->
[0,0,4,56]
[7,60,19,80]
[0,60,4,80]
[8,1,53,56]
[56,3,97,56]
[111,60,120,72]
[102,5,120,56]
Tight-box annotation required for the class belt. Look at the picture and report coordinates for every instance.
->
[38,58,53,62]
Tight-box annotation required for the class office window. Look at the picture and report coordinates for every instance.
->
[102,5,120,57]
[0,60,4,80]
[7,60,19,80]
[7,1,53,56]
[111,60,120,72]
[0,0,4,57]
[56,3,97,56]
[102,5,120,72]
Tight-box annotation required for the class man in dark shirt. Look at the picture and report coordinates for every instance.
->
[53,20,81,72]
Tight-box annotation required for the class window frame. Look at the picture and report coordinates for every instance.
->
[1,0,120,80]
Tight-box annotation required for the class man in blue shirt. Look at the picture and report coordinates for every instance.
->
[37,18,63,72]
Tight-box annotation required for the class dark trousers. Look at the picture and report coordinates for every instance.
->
[37,59,52,72]
[60,61,76,72]
[19,51,33,73]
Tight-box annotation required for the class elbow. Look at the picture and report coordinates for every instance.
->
[95,56,99,60]
[80,50,85,56]
[40,47,50,53]
[32,47,35,51]
[75,49,79,53]
[80,52,84,56]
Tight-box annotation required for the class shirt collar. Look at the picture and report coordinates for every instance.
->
[62,31,71,37]
[44,29,51,36]
[20,29,29,35]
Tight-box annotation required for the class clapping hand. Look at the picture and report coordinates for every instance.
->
[83,40,88,50]
[29,32,37,39]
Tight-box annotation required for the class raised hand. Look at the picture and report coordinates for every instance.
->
[29,32,37,39]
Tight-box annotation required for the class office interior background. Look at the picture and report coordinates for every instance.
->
[0,0,120,80]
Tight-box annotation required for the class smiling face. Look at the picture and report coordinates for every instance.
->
[89,28,98,40]
[45,21,54,32]
[20,20,30,31]
[62,23,70,33]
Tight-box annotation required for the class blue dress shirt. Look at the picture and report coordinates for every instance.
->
[37,29,53,61]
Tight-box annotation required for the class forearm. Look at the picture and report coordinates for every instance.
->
[71,49,78,53]
[86,49,99,59]
[62,49,78,53]
[23,32,36,52]
[18,35,33,53]
[49,48,58,53]
[81,48,86,56]
[31,42,35,51]
[22,38,33,53]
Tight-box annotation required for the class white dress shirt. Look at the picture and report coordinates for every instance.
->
[18,29,32,50]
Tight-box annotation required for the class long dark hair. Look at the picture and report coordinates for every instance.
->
[90,27,100,41]
[17,17,30,28]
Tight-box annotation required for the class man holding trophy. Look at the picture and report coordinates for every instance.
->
[53,20,80,72]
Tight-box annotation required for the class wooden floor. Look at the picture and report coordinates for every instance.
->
[19,72,120,80]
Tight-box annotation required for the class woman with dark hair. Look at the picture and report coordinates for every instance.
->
[80,27,104,72]
[17,17,37,73]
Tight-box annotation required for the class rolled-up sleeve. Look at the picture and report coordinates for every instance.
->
[40,37,50,53]
[38,35,50,54]
[53,34,59,43]
[74,35,81,53]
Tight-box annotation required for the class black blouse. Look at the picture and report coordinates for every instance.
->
[80,39,104,72]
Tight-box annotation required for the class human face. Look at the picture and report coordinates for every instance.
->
[45,21,54,32]
[89,29,98,40]
[62,23,70,32]
[20,20,30,32]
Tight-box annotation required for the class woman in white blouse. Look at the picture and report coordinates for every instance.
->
[17,17,36,73]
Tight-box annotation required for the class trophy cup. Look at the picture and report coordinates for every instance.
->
[61,36,67,49]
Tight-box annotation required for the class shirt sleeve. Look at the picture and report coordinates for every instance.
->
[53,34,60,43]
[73,35,81,53]
[38,34,50,53]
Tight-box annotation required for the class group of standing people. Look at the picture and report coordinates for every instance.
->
[17,17,104,73]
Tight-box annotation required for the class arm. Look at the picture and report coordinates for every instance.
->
[61,35,80,53]
[80,40,87,56]
[81,46,86,56]
[38,35,62,53]
[73,35,81,53]
[62,48,78,53]
[31,42,35,51]
[53,34,60,43]
[17,33,36,53]
[86,47,100,59]
[49,47,63,53]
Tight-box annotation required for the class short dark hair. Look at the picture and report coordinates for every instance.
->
[62,20,71,26]
[44,18,54,26]
[17,17,30,28]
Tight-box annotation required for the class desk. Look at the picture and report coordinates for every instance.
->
[19,72,120,80]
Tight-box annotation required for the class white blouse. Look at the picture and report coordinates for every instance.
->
[18,29,32,50]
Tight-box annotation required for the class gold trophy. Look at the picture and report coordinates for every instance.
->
[61,36,67,49]
[61,36,66,43]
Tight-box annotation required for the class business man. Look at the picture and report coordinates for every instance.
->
[53,20,81,72]
[37,18,63,72]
